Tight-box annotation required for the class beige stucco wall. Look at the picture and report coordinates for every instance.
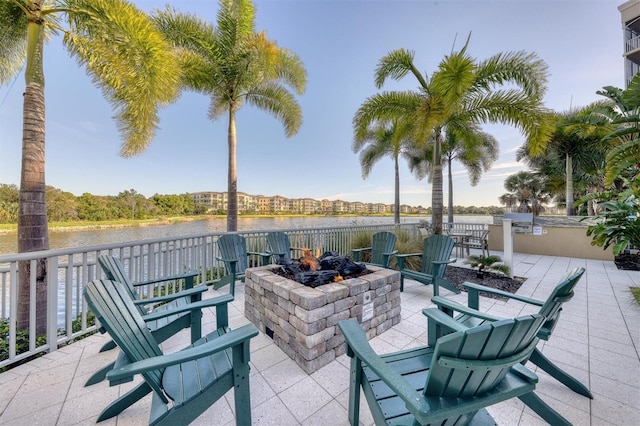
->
[487,224,614,261]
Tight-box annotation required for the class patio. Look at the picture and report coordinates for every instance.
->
[0,250,638,425]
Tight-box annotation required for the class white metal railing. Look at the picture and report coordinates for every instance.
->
[0,221,482,369]
[626,34,640,53]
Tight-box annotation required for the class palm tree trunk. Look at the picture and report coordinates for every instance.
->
[394,156,400,224]
[18,13,49,335]
[432,130,444,235]
[565,154,574,216]
[227,109,238,232]
[447,157,454,225]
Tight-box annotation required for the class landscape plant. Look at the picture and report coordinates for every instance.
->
[580,178,640,256]
[464,254,511,277]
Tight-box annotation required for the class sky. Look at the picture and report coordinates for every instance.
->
[0,0,625,208]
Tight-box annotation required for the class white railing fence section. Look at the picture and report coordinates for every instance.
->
[0,221,482,369]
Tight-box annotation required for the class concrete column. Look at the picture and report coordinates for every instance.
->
[503,219,513,278]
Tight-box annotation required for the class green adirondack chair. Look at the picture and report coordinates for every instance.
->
[351,231,397,268]
[430,266,592,398]
[85,254,218,386]
[217,234,271,293]
[84,279,258,425]
[339,311,571,426]
[395,234,459,295]
[266,231,304,262]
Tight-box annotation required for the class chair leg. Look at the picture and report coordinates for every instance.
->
[85,361,115,386]
[348,357,363,426]
[99,340,117,352]
[530,348,593,398]
[97,382,152,421]
[518,392,571,426]
[190,309,203,343]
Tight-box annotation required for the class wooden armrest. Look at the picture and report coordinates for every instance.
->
[106,324,258,382]
[352,247,372,253]
[132,285,206,306]
[142,294,233,322]
[431,259,456,265]
[421,307,470,332]
[216,256,238,264]
[395,252,422,259]
[132,271,198,287]
[338,320,430,416]
[430,296,503,322]
[463,282,544,306]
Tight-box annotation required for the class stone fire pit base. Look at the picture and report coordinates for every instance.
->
[244,265,401,374]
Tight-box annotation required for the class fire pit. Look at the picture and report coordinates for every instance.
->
[244,254,401,373]
[272,250,372,287]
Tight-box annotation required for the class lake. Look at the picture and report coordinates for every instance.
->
[0,215,493,255]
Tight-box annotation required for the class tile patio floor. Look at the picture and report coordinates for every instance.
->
[0,251,639,425]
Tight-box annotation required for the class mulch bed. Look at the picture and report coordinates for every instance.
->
[444,266,526,300]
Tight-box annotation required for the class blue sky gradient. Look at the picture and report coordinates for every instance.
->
[0,0,624,207]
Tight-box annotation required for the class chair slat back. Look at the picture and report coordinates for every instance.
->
[84,279,166,398]
[537,267,585,338]
[218,234,249,274]
[370,231,397,267]
[421,235,455,276]
[97,255,146,315]
[425,314,544,398]
[267,232,293,261]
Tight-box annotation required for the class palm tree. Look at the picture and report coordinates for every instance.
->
[0,0,181,333]
[518,107,608,216]
[501,171,551,215]
[153,0,307,231]
[442,126,498,224]
[590,76,640,186]
[353,37,549,234]
[352,119,414,224]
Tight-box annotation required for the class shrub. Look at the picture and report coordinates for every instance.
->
[464,254,511,277]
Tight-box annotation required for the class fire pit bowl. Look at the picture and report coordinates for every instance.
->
[244,264,401,373]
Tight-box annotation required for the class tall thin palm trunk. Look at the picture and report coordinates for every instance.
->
[394,156,400,224]
[18,14,49,334]
[227,109,238,231]
[432,130,444,235]
[447,158,454,225]
[565,154,574,216]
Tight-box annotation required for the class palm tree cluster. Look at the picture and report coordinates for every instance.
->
[1,0,305,332]
[352,36,550,234]
[504,75,640,219]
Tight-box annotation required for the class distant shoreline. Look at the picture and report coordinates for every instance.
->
[0,213,422,235]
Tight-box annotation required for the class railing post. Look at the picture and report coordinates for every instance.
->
[47,256,59,353]
[503,219,514,278]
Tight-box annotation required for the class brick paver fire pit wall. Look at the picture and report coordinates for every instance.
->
[244,265,401,373]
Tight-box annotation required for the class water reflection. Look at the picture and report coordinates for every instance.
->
[0,215,491,255]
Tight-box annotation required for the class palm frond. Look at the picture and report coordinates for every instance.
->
[374,48,428,89]
[352,91,422,138]
[245,83,302,137]
[604,139,640,185]
[64,0,182,156]
[0,0,28,84]
[475,50,548,98]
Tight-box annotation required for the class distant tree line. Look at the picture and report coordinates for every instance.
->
[0,184,204,224]
[0,183,505,224]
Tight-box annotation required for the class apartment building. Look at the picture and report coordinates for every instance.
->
[191,191,400,214]
[620,0,640,86]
